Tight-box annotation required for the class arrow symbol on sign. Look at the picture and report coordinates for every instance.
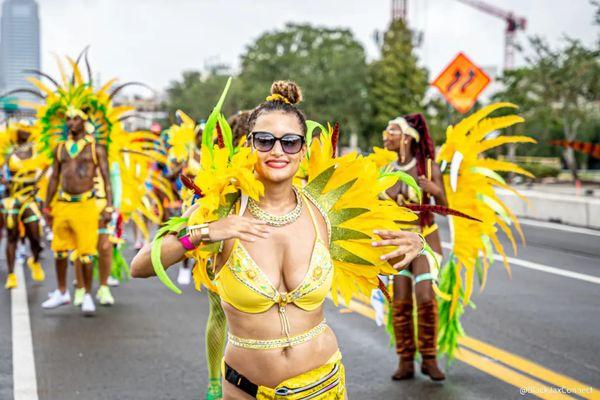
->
[460,69,476,93]
[446,70,462,92]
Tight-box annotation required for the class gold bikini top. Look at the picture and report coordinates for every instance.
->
[214,193,334,339]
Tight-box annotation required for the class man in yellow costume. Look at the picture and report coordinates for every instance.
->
[42,106,113,314]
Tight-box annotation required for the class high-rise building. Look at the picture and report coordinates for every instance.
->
[0,0,40,104]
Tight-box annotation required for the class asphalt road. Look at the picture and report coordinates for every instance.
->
[1,217,599,400]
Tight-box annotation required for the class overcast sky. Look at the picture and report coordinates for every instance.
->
[32,0,598,94]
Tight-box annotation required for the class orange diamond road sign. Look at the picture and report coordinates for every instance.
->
[432,52,491,114]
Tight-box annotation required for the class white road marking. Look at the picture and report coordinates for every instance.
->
[11,261,39,400]
[519,218,600,237]
[442,242,600,286]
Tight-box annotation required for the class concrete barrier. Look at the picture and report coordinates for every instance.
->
[496,189,600,229]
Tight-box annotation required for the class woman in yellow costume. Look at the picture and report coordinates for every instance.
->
[381,114,447,381]
[373,103,535,378]
[132,79,427,399]
[0,119,45,289]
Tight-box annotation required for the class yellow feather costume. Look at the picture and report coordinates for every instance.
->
[435,102,536,359]
[0,120,46,231]
[12,50,173,274]
[151,79,419,306]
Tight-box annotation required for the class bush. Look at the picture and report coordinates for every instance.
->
[520,163,561,179]
[498,162,561,180]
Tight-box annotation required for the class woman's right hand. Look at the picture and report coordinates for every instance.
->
[207,215,270,243]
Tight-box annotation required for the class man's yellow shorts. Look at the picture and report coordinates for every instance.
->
[51,199,100,257]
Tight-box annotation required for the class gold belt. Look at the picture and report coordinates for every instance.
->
[57,189,95,202]
[228,320,327,350]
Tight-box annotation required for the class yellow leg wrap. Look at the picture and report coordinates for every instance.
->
[79,254,95,264]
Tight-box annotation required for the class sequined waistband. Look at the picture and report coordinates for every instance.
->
[57,189,95,202]
[228,320,328,350]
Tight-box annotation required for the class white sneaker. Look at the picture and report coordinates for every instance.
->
[42,289,71,309]
[81,293,96,315]
[106,276,120,287]
[177,267,192,285]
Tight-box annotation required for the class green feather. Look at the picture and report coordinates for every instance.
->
[150,216,189,294]
[328,208,368,226]
[305,120,326,158]
[217,113,234,156]
[304,166,335,200]
[318,179,357,213]
[330,243,372,265]
[383,171,422,204]
[331,226,371,242]
[202,77,232,158]
[471,166,506,185]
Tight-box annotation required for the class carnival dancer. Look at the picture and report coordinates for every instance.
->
[164,112,200,286]
[166,110,223,399]
[205,110,249,400]
[2,50,169,314]
[0,120,45,289]
[132,79,427,399]
[40,107,112,314]
[382,114,447,381]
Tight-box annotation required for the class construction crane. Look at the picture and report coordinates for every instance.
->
[391,0,408,22]
[455,0,527,70]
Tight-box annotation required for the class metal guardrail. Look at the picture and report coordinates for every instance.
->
[498,155,562,168]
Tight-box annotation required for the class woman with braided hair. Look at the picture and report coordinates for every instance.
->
[382,114,447,381]
[133,79,426,399]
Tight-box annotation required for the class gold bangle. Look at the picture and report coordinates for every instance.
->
[104,206,114,213]
[417,233,426,256]
[188,223,210,246]
[200,225,211,242]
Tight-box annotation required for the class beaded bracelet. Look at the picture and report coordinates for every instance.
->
[417,233,427,256]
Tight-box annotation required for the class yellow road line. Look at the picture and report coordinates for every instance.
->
[457,348,574,400]
[459,337,600,400]
[339,298,598,400]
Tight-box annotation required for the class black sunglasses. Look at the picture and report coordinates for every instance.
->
[250,131,305,154]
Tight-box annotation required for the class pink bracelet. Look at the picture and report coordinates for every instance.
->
[178,234,196,251]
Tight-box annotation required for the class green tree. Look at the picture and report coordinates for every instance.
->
[238,23,369,146]
[368,19,428,147]
[494,36,600,180]
[165,68,243,123]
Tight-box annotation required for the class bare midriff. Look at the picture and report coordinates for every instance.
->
[222,302,339,389]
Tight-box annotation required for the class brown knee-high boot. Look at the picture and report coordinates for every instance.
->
[391,300,415,380]
[417,300,445,381]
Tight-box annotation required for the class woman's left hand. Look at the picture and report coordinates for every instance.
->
[372,230,424,270]
[417,175,441,196]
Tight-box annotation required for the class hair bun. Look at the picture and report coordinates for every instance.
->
[270,80,302,105]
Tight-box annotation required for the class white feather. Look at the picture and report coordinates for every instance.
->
[450,151,463,192]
